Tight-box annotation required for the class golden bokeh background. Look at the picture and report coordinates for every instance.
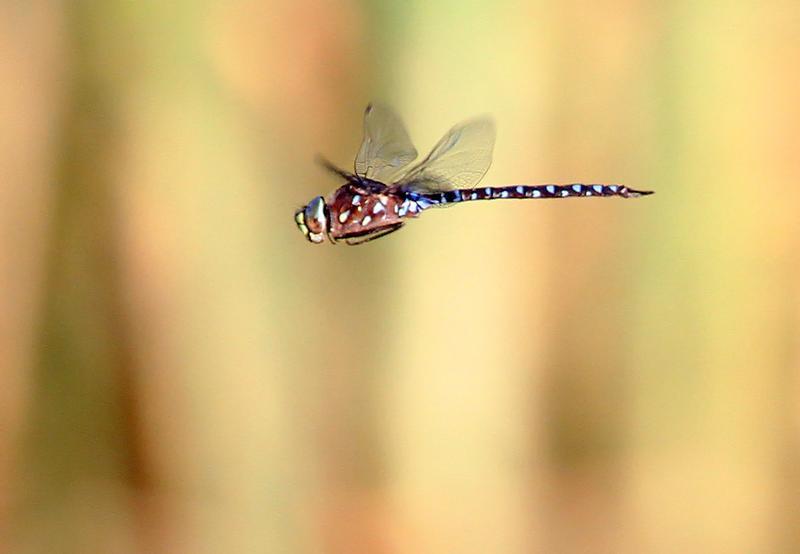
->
[2,1,799,553]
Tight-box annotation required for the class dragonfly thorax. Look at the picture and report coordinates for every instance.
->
[295,195,330,244]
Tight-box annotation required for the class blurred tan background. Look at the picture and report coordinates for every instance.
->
[2,1,799,553]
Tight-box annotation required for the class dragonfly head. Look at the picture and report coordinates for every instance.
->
[294,196,330,244]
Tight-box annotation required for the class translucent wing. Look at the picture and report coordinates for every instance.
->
[397,117,495,193]
[354,103,418,183]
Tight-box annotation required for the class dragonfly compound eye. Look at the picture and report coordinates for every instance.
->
[302,196,328,244]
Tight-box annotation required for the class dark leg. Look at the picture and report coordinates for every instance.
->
[340,223,405,245]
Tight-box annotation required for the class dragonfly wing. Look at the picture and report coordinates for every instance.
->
[354,104,418,183]
[397,117,495,193]
[317,155,358,181]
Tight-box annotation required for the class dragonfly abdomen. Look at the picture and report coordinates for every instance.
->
[416,184,652,207]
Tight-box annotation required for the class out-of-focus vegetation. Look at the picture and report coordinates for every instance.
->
[2,1,799,553]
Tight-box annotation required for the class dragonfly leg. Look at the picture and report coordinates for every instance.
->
[341,222,404,245]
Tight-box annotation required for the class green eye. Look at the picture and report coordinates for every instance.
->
[294,210,310,237]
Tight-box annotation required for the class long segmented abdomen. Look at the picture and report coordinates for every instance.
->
[411,183,652,208]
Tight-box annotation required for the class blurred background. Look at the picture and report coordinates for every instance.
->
[2,1,799,553]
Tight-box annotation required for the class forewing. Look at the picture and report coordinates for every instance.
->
[397,117,495,193]
[354,103,418,182]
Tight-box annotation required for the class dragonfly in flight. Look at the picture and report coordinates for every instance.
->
[295,104,652,245]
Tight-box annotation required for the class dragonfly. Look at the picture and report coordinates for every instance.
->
[295,104,652,245]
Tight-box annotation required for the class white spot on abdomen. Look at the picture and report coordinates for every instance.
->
[338,210,350,223]
[362,215,372,226]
